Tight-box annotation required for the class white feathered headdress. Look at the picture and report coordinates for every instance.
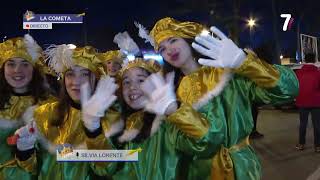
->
[0,34,43,67]
[23,34,42,63]
[113,31,141,68]
[113,31,140,56]
[134,21,155,48]
[43,44,76,77]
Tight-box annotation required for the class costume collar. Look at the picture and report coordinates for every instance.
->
[177,66,233,110]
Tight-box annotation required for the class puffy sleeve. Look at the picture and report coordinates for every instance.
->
[234,50,299,104]
[167,103,225,158]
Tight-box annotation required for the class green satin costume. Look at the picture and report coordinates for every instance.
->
[17,100,121,180]
[0,95,42,180]
[176,51,299,180]
[87,51,298,180]
[88,105,217,180]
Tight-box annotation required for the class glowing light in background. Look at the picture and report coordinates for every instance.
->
[67,44,76,49]
[200,29,210,36]
[126,54,135,61]
[143,53,164,64]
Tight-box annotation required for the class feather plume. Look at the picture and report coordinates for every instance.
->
[134,21,155,48]
[23,34,41,62]
[113,31,140,56]
[43,44,75,75]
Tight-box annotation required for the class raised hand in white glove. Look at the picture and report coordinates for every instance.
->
[81,76,118,131]
[191,26,246,68]
[141,72,177,115]
[15,121,37,151]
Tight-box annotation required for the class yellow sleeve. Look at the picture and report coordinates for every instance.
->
[100,108,123,136]
[167,103,209,139]
[234,50,280,88]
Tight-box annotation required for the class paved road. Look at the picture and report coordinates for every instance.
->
[251,109,320,180]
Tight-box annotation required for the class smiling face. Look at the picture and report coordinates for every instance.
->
[158,37,193,68]
[122,67,149,110]
[4,57,34,93]
[104,60,122,76]
[64,65,94,102]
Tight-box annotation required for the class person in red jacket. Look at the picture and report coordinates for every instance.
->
[295,53,320,152]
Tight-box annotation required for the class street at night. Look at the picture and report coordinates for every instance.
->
[253,109,320,180]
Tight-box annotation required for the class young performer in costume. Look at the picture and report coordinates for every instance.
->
[0,34,52,179]
[99,50,124,77]
[11,45,122,180]
[132,17,299,180]
[94,56,220,179]
[82,32,221,180]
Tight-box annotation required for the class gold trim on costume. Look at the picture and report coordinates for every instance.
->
[125,111,144,132]
[100,108,123,137]
[0,153,37,175]
[16,153,37,174]
[0,37,34,67]
[177,67,227,106]
[0,36,45,74]
[72,46,106,77]
[234,50,280,88]
[45,45,106,77]
[33,102,86,146]
[167,103,209,138]
[98,50,124,64]
[211,136,250,180]
[0,96,35,120]
[119,58,161,78]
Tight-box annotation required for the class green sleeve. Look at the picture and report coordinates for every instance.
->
[167,103,225,158]
[247,65,299,105]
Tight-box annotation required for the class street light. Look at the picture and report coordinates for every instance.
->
[247,18,256,28]
[247,18,256,48]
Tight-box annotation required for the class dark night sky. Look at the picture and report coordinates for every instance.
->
[1,0,319,59]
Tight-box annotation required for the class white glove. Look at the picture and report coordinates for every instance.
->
[15,121,37,151]
[141,72,176,115]
[81,76,118,131]
[191,26,246,68]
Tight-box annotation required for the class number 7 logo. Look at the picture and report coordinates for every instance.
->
[280,14,293,31]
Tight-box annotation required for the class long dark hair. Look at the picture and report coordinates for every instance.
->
[51,71,98,127]
[0,62,49,110]
[162,38,203,90]
[50,77,72,126]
